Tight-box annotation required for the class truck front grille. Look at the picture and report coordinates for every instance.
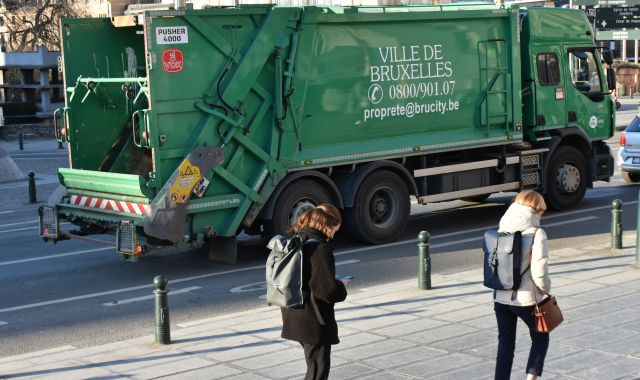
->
[522,172,540,187]
[521,155,539,167]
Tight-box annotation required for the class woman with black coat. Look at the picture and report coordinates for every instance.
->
[280,204,349,380]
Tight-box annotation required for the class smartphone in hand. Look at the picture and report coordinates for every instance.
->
[341,275,354,280]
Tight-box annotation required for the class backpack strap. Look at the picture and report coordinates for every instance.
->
[510,227,539,301]
[302,238,326,326]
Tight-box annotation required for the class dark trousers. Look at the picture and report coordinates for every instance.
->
[301,343,331,380]
[494,302,549,380]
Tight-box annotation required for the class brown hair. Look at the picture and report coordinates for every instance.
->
[515,190,547,214]
[290,204,342,239]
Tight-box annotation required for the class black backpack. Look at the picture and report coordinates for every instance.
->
[265,234,325,324]
[482,229,525,294]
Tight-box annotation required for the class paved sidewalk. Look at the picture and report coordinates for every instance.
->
[0,138,67,211]
[1,235,639,379]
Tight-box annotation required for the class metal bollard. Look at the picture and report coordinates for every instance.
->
[154,275,171,344]
[418,231,432,290]
[611,199,623,250]
[27,171,36,204]
[19,133,24,150]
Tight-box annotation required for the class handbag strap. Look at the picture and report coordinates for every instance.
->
[301,237,326,326]
[527,228,546,307]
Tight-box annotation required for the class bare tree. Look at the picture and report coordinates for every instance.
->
[1,0,87,51]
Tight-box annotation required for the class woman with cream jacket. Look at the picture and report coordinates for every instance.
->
[494,190,551,380]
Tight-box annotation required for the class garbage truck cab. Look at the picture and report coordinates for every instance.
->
[40,4,614,262]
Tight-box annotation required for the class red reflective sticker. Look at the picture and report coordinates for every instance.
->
[162,49,184,73]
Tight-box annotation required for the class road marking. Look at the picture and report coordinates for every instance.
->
[0,222,69,234]
[0,214,601,313]
[0,321,7,326]
[0,226,38,234]
[11,152,67,157]
[0,247,113,266]
[336,259,359,266]
[335,216,599,256]
[0,266,266,313]
[0,220,37,228]
[230,259,360,294]
[430,217,597,248]
[102,286,201,306]
[0,211,15,215]
[230,282,266,294]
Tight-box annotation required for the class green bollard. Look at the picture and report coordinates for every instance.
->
[19,133,24,150]
[611,199,623,250]
[27,171,36,204]
[418,231,431,290]
[154,275,171,345]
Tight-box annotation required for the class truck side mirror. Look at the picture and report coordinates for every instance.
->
[607,67,616,91]
[603,51,614,65]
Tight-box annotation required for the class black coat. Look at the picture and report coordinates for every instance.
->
[280,227,347,345]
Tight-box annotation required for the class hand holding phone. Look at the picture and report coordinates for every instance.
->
[339,275,353,286]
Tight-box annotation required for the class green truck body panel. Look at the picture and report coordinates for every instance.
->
[48,4,613,256]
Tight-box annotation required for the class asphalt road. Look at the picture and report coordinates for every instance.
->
[0,100,638,358]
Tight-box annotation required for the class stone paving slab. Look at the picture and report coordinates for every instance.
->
[333,338,416,361]
[159,363,242,379]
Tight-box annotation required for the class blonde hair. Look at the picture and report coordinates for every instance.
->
[515,190,547,214]
[290,204,342,239]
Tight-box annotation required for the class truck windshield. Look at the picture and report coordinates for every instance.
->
[569,49,603,101]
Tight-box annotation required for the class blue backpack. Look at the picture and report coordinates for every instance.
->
[483,229,524,291]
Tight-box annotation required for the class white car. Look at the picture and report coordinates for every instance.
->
[618,116,640,183]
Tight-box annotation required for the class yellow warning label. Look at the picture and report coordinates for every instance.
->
[170,159,202,204]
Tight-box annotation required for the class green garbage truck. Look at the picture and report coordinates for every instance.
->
[39,4,616,262]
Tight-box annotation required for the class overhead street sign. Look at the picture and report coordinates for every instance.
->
[596,6,640,28]
[575,0,640,5]
[596,29,640,39]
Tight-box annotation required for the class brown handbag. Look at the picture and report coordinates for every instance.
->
[528,229,563,333]
[533,295,563,333]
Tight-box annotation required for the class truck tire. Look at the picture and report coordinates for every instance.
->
[545,145,587,210]
[344,170,410,244]
[264,179,333,238]
[622,171,640,183]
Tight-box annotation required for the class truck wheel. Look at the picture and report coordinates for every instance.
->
[264,179,333,238]
[622,171,640,183]
[545,146,587,210]
[344,170,410,244]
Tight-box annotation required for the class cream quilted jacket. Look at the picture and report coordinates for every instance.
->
[494,203,551,306]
